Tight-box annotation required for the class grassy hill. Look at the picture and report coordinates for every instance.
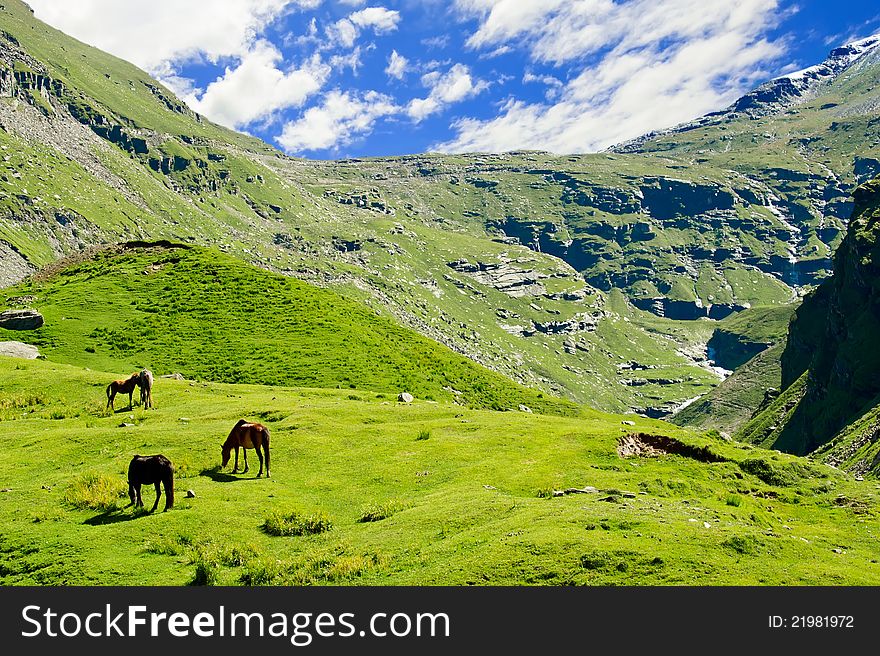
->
[1,356,878,585]
[0,242,576,414]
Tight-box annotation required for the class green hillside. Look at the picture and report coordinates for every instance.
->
[673,344,784,436]
[0,242,575,415]
[1,356,877,585]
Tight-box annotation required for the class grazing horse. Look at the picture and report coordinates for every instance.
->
[106,373,140,411]
[127,454,174,512]
[139,369,154,409]
[221,419,271,478]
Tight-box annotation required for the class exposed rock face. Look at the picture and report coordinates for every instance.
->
[706,330,771,371]
[639,177,735,220]
[0,241,34,287]
[774,176,880,454]
[533,313,598,335]
[323,189,394,215]
[447,259,545,297]
[631,297,748,321]
[0,308,43,330]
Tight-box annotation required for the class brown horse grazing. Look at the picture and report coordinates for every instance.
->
[221,419,271,478]
[106,373,140,410]
[139,369,154,409]
[127,454,174,512]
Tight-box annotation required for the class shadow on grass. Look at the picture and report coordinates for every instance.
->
[83,507,153,525]
[199,466,248,483]
[112,406,139,414]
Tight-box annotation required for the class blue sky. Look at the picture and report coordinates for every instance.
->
[27,1,880,159]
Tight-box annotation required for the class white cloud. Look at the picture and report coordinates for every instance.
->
[28,0,332,130]
[326,6,401,48]
[385,50,410,79]
[440,0,786,152]
[349,6,401,32]
[277,90,398,152]
[28,0,309,72]
[330,46,369,74]
[421,35,450,50]
[183,41,329,129]
[406,63,488,122]
[523,71,564,100]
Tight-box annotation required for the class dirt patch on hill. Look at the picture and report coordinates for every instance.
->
[617,433,726,463]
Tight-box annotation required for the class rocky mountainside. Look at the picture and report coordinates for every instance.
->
[616,34,880,148]
[737,175,880,472]
[1,0,879,418]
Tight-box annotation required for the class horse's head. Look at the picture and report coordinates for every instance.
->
[221,443,231,468]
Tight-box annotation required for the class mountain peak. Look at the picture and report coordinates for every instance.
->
[611,33,880,153]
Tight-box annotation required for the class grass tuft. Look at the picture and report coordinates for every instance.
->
[357,500,406,523]
[63,473,127,511]
[263,510,333,536]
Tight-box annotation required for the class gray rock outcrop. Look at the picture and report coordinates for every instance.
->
[0,308,43,330]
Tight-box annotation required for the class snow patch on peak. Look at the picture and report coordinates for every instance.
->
[779,33,880,83]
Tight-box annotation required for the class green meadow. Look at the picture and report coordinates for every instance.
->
[1,356,879,586]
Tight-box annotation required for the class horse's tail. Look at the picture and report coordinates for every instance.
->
[262,426,270,476]
[164,472,174,510]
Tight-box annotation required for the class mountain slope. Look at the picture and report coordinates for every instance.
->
[2,0,880,417]
[0,0,722,414]
[737,175,880,470]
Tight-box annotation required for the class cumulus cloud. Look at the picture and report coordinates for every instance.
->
[28,0,307,72]
[385,50,409,79]
[187,42,330,128]
[28,0,330,129]
[276,90,398,152]
[440,0,786,152]
[406,63,488,122]
[327,6,401,48]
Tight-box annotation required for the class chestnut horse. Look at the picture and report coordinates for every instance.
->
[127,454,174,512]
[106,373,140,410]
[221,419,271,478]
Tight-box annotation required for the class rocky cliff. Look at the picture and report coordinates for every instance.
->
[740,176,880,458]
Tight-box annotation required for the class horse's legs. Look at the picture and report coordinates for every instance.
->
[233,446,239,473]
[128,390,134,410]
[150,482,161,512]
[255,446,264,478]
[265,442,270,478]
[134,483,143,508]
[242,448,249,474]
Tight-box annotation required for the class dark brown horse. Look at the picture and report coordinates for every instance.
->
[127,454,174,512]
[221,419,271,478]
[106,373,140,410]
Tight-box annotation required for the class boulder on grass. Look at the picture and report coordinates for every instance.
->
[0,309,43,330]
